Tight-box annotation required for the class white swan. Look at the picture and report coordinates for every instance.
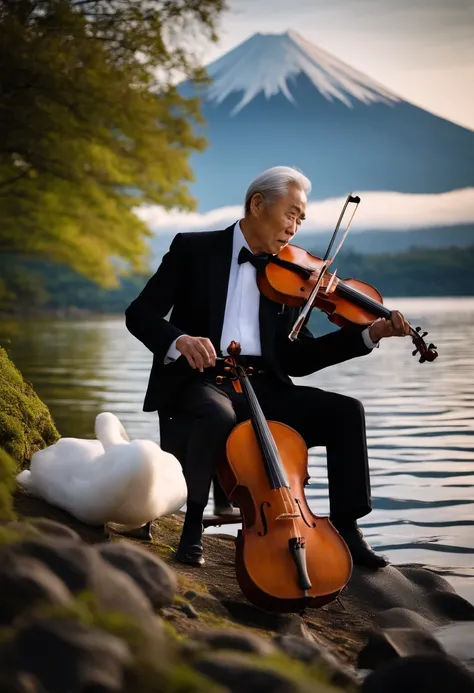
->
[17,412,187,531]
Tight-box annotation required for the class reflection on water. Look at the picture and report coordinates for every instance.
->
[1,298,473,602]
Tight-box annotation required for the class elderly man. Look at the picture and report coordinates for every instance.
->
[125,166,410,569]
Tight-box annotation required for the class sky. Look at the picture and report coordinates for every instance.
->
[196,0,474,132]
[139,0,474,236]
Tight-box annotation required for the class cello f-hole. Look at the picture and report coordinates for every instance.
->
[257,501,270,537]
[295,498,317,528]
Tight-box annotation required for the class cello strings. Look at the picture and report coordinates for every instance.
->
[240,367,301,556]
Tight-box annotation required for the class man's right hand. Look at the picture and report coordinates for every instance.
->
[175,336,217,372]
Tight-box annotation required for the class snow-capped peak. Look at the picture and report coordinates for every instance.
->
[205,30,400,115]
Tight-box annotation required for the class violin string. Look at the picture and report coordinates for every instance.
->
[335,281,391,318]
[336,282,427,353]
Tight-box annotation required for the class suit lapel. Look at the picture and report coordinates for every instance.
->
[207,225,234,354]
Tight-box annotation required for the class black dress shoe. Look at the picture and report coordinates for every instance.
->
[175,524,205,566]
[175,540,204,566]
[338,526,388,569]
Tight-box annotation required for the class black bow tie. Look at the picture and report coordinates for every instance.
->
[237,246,313,279]
[238,247,272,272]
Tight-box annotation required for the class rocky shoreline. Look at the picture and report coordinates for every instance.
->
[0,489,471,692]
[2,346,474,691]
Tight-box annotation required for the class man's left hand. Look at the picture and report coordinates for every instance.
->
[369,311,411,342]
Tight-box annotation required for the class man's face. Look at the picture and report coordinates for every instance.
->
[253,183,307,254]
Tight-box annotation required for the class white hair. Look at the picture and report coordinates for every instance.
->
[244,166,311,214]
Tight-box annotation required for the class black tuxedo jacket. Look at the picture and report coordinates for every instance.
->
[125,224,372,414]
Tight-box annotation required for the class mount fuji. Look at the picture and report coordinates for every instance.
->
[179,30,474,212]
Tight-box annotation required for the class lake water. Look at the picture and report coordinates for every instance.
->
[1,297,474,604]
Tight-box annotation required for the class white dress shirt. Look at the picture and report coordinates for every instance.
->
[165,221,378,362]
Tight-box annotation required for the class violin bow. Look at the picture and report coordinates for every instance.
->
[289,194,361,341]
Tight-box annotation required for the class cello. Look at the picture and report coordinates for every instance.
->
[217,341,353,613]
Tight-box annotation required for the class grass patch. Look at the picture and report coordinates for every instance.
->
[155,516,183,533]
[153,543,176,559]
[177,575,209,595]
[244,651,351,693]
[172,595,188,606]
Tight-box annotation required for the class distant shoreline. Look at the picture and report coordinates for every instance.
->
[1,295,474,321]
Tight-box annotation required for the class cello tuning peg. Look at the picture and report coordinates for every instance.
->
[415,326,421,332]
[422,331,428,338]
[419,355,426,364]
[429,343,437,350]
[412,349,419,357]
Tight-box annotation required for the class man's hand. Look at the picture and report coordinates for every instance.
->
[369,311,411,342]
[176,335,217,372]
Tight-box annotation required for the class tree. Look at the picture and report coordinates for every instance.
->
[0,0,225,286]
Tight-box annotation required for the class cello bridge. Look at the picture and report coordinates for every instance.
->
[324,269,338,294]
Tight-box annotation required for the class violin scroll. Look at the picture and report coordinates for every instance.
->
[411,326,438,363]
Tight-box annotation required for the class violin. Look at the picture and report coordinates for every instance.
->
[217,341,353,613]
[257,221,438,364]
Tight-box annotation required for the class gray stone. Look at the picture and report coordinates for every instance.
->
[10,538,161,635]
[375,607,434,631]
[178,603,200,619]
[346,564,474,626]
[13,617,132,693]
[184,590,198,600]
[357,627,447,670]
[275,634,359,689]
[98,541,177,610]
[27,518,82,542]
[193,651,304,693]
[0,672,45,693]
[194,629,276,655]
[4,521,43,539]
[279,615,315,642]
[161,607,179,622]
[0,554,72,625]
[187,590,234,620]
[361,654,474,693]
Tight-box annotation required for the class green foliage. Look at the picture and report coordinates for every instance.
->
[0,449,16,521]
[0,347,59,468]
[0,0,225,287]
[0,254,148,312]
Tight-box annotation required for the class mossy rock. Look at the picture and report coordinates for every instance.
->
[25,593,224,693]
[0,449,16,522]
[0,347,59,469]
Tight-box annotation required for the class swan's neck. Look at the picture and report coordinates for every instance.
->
[95,415,130,449]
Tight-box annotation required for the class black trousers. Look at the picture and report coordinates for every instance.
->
[162,366,372,523]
